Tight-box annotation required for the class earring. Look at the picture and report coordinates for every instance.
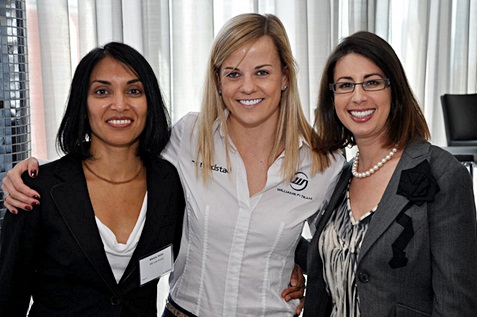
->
[282,85,287,91]
[218,89,222,95]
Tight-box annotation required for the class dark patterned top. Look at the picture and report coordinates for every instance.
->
[318,183,376,317]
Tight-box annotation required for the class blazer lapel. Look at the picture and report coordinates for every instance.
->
[50,157,118,292]
[358,140,430,262]
[316,163,353,236]
[119,159,174,289]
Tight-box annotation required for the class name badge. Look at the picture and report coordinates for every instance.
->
[139,244,173,286]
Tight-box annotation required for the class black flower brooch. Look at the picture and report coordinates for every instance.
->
[396,160,440,206]
[388,160,440,269]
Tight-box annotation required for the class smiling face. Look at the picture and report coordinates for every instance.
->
[333,53,392,144]
[87,56,147,152]
[218,35,288,131]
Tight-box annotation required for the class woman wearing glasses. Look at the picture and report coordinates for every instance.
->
[302,31,477,316]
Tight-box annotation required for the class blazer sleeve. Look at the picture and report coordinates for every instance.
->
[0,198,42,316]
[171,166,185,259]
[429,155,477,314]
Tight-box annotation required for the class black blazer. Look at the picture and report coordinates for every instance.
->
[0,155,185,316]
[302,140,477,316]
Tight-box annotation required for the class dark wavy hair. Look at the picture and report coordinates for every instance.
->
[314,31,430,152]
[56,42,170,162]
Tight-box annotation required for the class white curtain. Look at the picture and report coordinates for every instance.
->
[26,0,477,160]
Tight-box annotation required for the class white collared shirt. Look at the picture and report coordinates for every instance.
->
[162,112,344,316]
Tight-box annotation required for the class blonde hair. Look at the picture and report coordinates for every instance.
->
[196,13,332,182]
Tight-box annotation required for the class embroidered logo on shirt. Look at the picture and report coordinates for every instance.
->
[290,172,308,191]
[276,172,312,200]
[192,160,229,174]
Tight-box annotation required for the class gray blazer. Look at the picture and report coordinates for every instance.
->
[303,140,477,316]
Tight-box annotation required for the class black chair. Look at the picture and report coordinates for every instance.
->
[440,93,477,178]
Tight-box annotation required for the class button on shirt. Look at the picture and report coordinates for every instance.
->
[162,112,344,316]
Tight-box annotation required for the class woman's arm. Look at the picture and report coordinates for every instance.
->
[161,113,191,168]
[0,192,40,315]
[281,264,306,315]
[2,157,41,214]
[429,156,477,314]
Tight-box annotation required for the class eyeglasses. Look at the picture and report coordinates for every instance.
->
[329,78,391,94]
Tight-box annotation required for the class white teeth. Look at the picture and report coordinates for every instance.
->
[350,110,374,118]
[108,119,131,125]
[239,99,262,106]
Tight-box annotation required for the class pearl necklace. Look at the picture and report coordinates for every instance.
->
[352,147,398,178]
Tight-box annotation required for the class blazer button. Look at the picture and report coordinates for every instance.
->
[358,271,370,283]
[110,295,121,305]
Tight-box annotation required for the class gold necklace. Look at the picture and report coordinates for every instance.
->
[83,161,143,185]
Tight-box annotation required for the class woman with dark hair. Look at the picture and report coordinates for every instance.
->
[0,42,185,316]
[57,42,171,161]
[303,31,477,316]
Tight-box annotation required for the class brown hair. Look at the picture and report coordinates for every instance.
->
[314,31,430,151]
